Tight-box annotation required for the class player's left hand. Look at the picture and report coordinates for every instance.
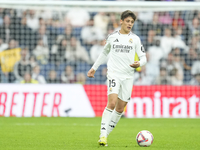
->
[130,61,140,68]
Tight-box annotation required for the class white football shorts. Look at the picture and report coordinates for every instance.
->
[107,74,134,102]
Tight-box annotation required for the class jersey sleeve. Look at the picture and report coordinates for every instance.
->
[135,37,147,67]
[92,37,111,71]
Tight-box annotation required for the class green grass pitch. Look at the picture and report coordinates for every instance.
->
[0,117,199,150]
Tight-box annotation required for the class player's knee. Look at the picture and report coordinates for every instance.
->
[107,101,116,110]
[115,107,124,113]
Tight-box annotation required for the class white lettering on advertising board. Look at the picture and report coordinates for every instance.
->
[0,84,95,117]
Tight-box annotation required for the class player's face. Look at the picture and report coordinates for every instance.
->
[120,16,134,34]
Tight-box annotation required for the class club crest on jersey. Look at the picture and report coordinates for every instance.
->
[109,87,112,92]
[129,38,133,43]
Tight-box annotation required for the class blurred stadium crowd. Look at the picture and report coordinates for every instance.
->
[0,8,199,85]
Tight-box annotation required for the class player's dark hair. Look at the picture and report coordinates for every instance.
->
[121,10,136,21]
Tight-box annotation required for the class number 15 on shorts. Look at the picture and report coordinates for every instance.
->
[109,79,116,87]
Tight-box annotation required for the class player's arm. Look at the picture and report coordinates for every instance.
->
[87,38,111,78]
[130,38,147,68]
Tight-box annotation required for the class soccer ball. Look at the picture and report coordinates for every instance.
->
[136,130,153,147]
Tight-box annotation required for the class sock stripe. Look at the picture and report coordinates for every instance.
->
[114,110,122,115]
[105,107,113,112]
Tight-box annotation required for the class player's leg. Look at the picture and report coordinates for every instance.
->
[99,94,118,137]
[107,98,127,135]
[107,78,133,136]
[98,77,120,146]
[107,93,118,110]
[98,94,118,146]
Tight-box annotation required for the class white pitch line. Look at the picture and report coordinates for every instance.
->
[13,123,99,126]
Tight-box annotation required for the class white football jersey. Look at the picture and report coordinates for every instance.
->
[92,30,146,78]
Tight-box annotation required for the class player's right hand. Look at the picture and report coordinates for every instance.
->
[87,68,96,78]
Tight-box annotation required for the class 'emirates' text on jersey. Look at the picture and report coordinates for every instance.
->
[104,31,145,78]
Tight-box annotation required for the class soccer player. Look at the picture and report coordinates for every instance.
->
[87,10,147,146]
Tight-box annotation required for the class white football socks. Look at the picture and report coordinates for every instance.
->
[107,109,122,136]
[100,107,113,138]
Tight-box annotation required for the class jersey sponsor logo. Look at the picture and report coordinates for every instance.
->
[113,44,133,50]
[129,38,133,43]
[141,45,145,53]
[113,44,133,53]
[113,39,119,42]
